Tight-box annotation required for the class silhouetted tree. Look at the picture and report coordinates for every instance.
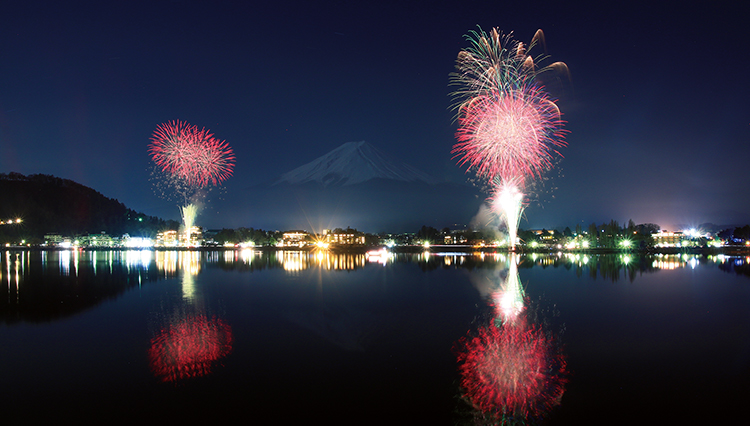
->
[416,225,440,243]
[563,227,573,238]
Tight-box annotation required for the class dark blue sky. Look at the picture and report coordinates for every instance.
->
[2,0,748,232]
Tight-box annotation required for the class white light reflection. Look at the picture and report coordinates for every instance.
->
[180,251,201,301]
[125,250,152,270]
[366,248,389,266]
[240,248,255,263]
[281,251,304,272]
[494,254,524,325]
[59,250,71,276]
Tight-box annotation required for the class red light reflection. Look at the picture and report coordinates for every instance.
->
[149,312,233,382]
[456,316,567,422]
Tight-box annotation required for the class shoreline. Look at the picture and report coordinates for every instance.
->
[2,245,749,255]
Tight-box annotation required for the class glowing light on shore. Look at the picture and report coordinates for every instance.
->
[366,248,390,265]
[124,237,154,248]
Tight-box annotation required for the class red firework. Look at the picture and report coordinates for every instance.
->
[456,320,567,421]
[149,314,233,382]
[149,120,235,187]
[453,87,566,184]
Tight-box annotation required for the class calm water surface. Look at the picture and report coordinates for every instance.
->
[1,250,748,425]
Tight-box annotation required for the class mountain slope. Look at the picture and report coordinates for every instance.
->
[276,141,437,186]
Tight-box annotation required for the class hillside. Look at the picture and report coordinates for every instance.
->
[0,172,177,243]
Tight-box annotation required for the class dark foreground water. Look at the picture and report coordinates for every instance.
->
[1,250,748,425]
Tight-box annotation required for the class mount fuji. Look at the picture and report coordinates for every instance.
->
[275,141,437,186]
[219,141,482,232]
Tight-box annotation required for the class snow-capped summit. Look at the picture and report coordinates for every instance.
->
[276,141,437,186]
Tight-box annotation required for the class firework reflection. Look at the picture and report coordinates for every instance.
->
[149,252,232,383]
[149,306,233,383]
[457,255,567,424]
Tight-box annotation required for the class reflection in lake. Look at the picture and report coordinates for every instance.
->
[456,255,567,424]
[2,249,750,424]
[3,249,750,324]
[149,251,233,382]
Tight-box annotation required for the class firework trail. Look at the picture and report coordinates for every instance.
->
[451,28,567,249]
[180,204,199,246]
[149,120,234,241]
[489,178,525,250]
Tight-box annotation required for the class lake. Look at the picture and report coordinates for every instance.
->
[1,249,748,425]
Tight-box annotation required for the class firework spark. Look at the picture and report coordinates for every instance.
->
[180,203,199,245]
[149,120,235,187]
[450,27,568,113]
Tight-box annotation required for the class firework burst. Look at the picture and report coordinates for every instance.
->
[149,120,235,187]
[453,87,566,184]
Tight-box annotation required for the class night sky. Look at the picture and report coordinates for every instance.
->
[2,0,748,232]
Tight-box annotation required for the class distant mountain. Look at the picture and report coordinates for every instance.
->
[222,142,483,233]
[276,141,437,186]
[0,172,177,242]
